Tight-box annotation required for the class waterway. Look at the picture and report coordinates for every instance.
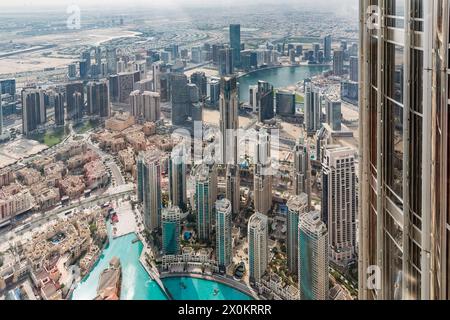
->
[71,233,167,300]
[162,276,252,300]
[238,65,330,102]
[71,233,253,300]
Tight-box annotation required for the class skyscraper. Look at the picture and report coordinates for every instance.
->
[162,206,181,255]
[220,76,240,216]
[248,212,268,284]
[324,35,332,61]
[253,129,272,215]
[215,198,232,271]
[142,91,161,122]
[333,49,345,76]
[275,90,296,116]
[170,73,190,126]
[249,85,258,113]
[130,90,160,122]
[66,82,84,121]
[322,146,356,266]
[304,82,321,135]
[219,47,235,76]
[359,0,450,300]
[325,98,342,131]
[298,210,329,300]
[54,92,65,126]
[195,164,218,243]
[257,80,274,122]
[190,72,208,99]
[169,146,187,212]
[286,193,308,275]
[349,56,359,82]
[106,47,117,75]
[293,139,311,207]
[21,89,46,135]
[137,150,162,230]
[86,80,110,118]
[230,24,241,68]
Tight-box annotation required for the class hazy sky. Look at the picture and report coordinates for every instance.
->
[0,0,357,11]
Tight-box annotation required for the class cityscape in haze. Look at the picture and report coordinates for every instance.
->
[0,0,448,303]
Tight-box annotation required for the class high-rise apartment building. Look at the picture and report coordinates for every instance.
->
[21,89,46,135]
[304,82,321,135]
[287,193,309,275]
[324,35,332,61]
[86,80,110,118]
[220,76,240,216]
[215,198,232,270]
[195,164,218,243]
[325,98,342,131]
[219,47,235,77]
[248,212,268,284]
[257,80,274,122]
[130,90,161,122]
[333,49,345,76]
[137,150,162,230]
[106,48,117,75]
[230,24,241,68]
[169,146,187,213]
[53,92,65,126]
[253,129,272,215]
[65,82,84,121]
[293,139,311,208]
[162,206,181,255]
[349,56,359,82]
[298,210,329,300]
[190,72,208,99]
[170,73,190,126]
[322,146,356,266]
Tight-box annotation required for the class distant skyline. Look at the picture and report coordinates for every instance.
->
[0,0,358,12]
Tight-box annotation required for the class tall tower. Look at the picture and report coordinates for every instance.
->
[170,73,189,126]
[304,82,321,135]
[66,82,84,121]
[220,76,240,216]
[86,80,110,118]
[137,150,162,230]
[162,206,181,255]
[106,47,117,75]
[219,47,235,76]
[169,146,187,212]
[229,24,241,68]
[21,89,46,135]
[322,146,356,266]
[257,80,274,122]
[325,98,342,131]
[293,139,311,208]
[286,193,308,275]
[248,212,268,284]
[253,129,272,215]
[195,163,218,242]
[324,35,332,61]
[359,0,450,300]
[333,49,344,76]
[215,198,232,271]
[54,92,65,126]
[298,210,329,300]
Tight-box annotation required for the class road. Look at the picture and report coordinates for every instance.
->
[0,184,134,246]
